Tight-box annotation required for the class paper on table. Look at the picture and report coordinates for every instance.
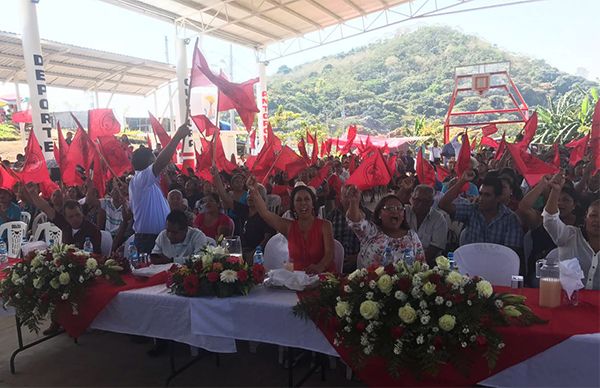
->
[131,263,174,278]
[559,258,585,298]
[264,269,319,291]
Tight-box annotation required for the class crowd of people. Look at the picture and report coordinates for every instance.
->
[1,124,599,296]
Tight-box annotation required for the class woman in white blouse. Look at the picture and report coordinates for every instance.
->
[543,174,600,290]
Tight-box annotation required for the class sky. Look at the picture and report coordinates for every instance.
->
[0,0,598,118]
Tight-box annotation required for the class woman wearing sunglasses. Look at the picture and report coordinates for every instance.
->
[346,185,425,269]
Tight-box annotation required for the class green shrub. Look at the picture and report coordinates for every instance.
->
[0,123,21,141]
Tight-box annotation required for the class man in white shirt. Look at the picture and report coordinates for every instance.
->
[129,124,190,253]
[151,210,208,264]
[429,140,442,164]
[404,185,448,265]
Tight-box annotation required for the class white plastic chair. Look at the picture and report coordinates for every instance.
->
[454,243,519,287]
[318,205,325,219]
[0,221,28,258]
[333,239,344,274]
[263,233,289,270]
[100,230,113,256]
[266,194,281,215]
[31,212,47,237]
[20,211,31,227]
[33,222,63,244]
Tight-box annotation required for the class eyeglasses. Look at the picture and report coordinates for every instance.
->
[382,205,404,212]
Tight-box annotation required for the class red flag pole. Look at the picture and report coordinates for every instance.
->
[259,150,283,185]
[92,139,123,182]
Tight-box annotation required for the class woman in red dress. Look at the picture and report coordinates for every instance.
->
[248,177,335,274]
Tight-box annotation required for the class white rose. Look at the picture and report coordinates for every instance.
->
[476,280,494,298]
[374,267,385,276]
[422,282,436,296]
[50,277,60,289]
[33,277,44,289]
[398,303,417,324]
[377,274,393,294]
[59,272,70,285]
[220,269,238,283]
[347,269,362,281]
[359,300,379,320]
[335,301,350,317]
[446,271,463,286]
[438,314,456,331]
[86,258,98,271]
[435,256,451,270]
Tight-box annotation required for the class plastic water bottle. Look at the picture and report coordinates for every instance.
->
[48,239,55,248]
[382,246,394,266]
[447,252,455,270]
[128,242,139,269]
[0,238,7,264]
[253,246,264,265]
[83,237,93,253]
[402,248,415,266]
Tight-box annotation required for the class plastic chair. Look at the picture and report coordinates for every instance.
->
[266,194,281,215]
[454,243,519,287]
[33,222,62,244]
[31,212,47,237]
[100,230,113,256]
[20,211,31,227]
[0,221,28,258]
[333,239,344,274]
[263,233,289,270]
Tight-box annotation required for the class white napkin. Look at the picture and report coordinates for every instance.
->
[21,241,48,256]
[131,264,174,278]
[559,258,585,298]
[264,269,319,291]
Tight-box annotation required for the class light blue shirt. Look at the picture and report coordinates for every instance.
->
[129,165,170,235]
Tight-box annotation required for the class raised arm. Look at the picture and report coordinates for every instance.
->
[544,173,564,216]
[438,170,475,217]
[247,176,291,236]
[517,175,550,229]
[153,124,191,176]
[345,185,364,222]
[21,184,56,220]
[210,165,234,210]
[395,176,414,205]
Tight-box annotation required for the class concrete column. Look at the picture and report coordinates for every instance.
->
[176,37,194,168]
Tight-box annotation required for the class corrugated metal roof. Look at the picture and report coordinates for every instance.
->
[0,30,176,96]
[99,0,411,48]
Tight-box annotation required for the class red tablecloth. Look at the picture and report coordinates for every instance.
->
[301,287,600,386]
[0,258,22,280]
[56,272,169,338]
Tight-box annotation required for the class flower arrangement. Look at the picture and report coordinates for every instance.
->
[167,244,265,298]
[0,244,124,333]
[294,257,546,379]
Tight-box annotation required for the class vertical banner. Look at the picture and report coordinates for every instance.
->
[256,60,268,153]
[20,0,53,161]
[176,38,194,168]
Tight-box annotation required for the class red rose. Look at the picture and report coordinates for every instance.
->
[252,264,265,283]
[366,272,378,282]
[367,263,379,273]
[476,335,488,346]
[226,256,240,265]
[390,326,405,339]
[384,264,396,276]
[356,321,366,332]
[397,276,412,292]
[452,294,463,303]
[183,275,200,295]
[237,269,248,282]
[433,336,443,349]
[428,273,442,285]
[206,272,219,283]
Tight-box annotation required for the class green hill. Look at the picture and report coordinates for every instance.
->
[267,26,598,137]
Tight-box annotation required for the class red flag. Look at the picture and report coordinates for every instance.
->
[319,141,327,158]
[62,128,93,186]
[12,110,32,123]
[339,125,357,155]
[249,129,256,150]
[19,133,58,197]
[273,146,307,180]
[191,114,218,137]
[146,133,153,149]
[386,155,397,176]
[88,109,120,140]
[516,112,538,150]
[298,138,309,161]
[212,129,236,174]
[309,164,331,188]
[149,112,171,147]
[346,151,391,190]
[416,148,436,187]
[89,146,108,198]
[311,136,319,165]
[591,99,600,174]
[479,136,499,149]
[482,124,498,137]
[55,121,69,166]
[265,122,282,152]
[251,143,276,183]
[192,40,259,131]
[381,142,389,155]
[456,133,471,192]
[349,154,357,173]
[96,136,131,177]
[306,130,316,145]
[566,135,589,166]
[494,133,507,161]
[507,143,558,186]
[217,77,259,124]
[470,136,478,152]
[194,147,213,182]
[326,139,333,155]
[436,165,451,182]
[0,165,19,190]
[552,143,561,169]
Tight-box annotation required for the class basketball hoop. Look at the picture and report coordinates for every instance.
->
[472,74,490,95]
